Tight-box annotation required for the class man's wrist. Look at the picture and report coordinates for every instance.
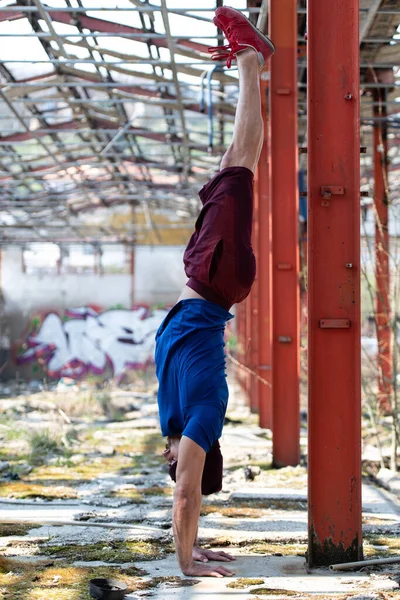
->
[180,559,195,573]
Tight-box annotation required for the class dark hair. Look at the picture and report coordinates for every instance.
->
[168,441,223,496]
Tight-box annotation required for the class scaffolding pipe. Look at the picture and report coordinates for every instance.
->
[160,0,191,178]
[0,6,263,13]
[1,60,398,68]
[0,5,398,14]
[0,33,395,44]
[330,556,400,571]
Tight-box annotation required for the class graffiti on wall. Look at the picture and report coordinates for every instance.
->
[16,305,169,379]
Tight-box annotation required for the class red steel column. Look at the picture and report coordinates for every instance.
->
[250,174,260,413]
[374,89,392,414]
[308,0,363,565]
[257,75,273,429]
[236,301,246,390]
[245,295,252,405]
[270,0,300,466]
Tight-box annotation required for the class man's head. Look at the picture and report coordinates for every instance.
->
[163,437,223,496]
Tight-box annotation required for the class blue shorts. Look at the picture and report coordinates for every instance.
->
[155,299,233,453]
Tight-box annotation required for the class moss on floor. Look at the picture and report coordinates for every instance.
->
[0,559,198,600]
[230,498,307,511]
[41,540,174,563]
[0,481,78,500]
[107,488,146,503]
[362,516,398,525]
[0,524,41,537]
[141,486,171,497]
[244,541,307,557]
[201,505,267,519]
[201,498,307,516]
[203,538,307,557]
[28,455,133,481]
[0,563,149,599]
[249,588,297,596]
[226,578,265,589]
[363,534,400,557]
[224,465,307,492]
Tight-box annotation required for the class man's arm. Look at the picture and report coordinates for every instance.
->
[173,436,234,578]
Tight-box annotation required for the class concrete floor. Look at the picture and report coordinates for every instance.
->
[0,381,400,598]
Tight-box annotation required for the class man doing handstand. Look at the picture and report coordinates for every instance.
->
[155,7,275,578]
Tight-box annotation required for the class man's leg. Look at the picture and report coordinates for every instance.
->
[220,49,263,175]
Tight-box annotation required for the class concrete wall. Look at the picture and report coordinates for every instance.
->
[1,245,186,346]
[135,245,187,306]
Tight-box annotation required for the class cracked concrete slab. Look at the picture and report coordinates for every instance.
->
[130,553,397,599]
[1,380,400,598]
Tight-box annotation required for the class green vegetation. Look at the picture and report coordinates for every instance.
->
[41,540,174,563]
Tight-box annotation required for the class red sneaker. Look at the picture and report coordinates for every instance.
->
[209,6,275,69]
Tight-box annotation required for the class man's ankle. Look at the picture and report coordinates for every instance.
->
[236,47,261,69]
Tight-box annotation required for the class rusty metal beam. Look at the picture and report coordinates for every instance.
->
[270,0,300,467]
[257,74,273,430]
[307,0,363,567]
[250,172,260,414]
[374,88,393,414]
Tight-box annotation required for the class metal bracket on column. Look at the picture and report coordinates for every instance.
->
[278,336,292,343]
[319,319,351,329]
[301,188,365,200]
[299,147,366,154]
[320,186,345,206]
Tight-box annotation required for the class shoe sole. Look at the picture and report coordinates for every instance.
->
[215,6,276,64]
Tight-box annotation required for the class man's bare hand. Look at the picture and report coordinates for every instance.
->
[192,546,235,563]
[182,561,235,578]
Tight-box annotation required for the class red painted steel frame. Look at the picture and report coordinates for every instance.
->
[245,296,252,404]
[374,90,392,414]
[236,301,246,390]
[308,0,363,566]
[250,174,260,413]
[257,75,273,430]
[270,0,300,467]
